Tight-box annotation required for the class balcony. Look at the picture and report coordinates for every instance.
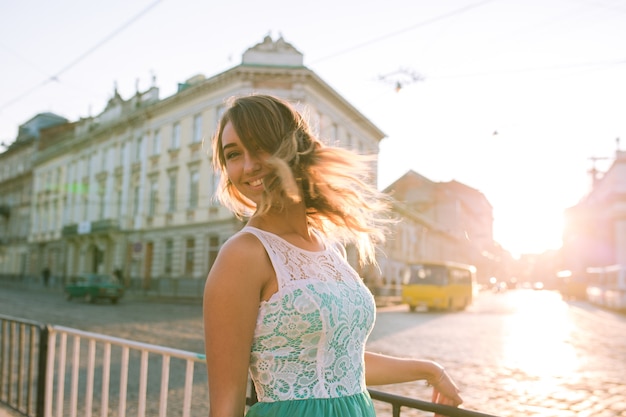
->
[62,218,120,236]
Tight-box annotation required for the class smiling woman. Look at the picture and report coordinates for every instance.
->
[203,94,463,417]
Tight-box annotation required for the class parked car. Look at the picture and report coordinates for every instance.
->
[65,273,124,304]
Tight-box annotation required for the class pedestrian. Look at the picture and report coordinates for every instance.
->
[202,94,463,417]
[42,267,50,287]
[113,267,123,285]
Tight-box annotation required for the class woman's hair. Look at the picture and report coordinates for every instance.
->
[212,94,392,264]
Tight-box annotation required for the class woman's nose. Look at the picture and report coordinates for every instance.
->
[243,152,261,172]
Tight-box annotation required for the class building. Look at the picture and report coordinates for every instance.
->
[0,113,67,279]
[19,35,385,291]
[378,170,503,286]
[560,144,626,307]
[562,147,626,273]
[2,36,513,297]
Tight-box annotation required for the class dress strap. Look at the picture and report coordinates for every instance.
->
[239,226,291,288]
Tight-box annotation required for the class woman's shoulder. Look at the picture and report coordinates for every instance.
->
[220,228,266,256]
[206,229,272,288]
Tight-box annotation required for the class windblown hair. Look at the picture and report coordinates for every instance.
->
[212,94,392,264]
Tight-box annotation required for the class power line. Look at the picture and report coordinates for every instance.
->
[309,0,498,65]
[429,57,626,80]
[52,0,162,80]
[0,41,53,78]
[0,0,163,112]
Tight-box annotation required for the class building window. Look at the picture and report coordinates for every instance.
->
[208,236,219,271]
[98,182,106,219]
[188,169,199,208]
[148,179,158,216]
[40,204,46,232]
[86,155,92,178]
[216,106,226,130]
[116,186,123,218]
[209,171,220,206]
[152,129,161,156]
[164,239,173,275]
[120,143,127,166]
[330,123,338,142]
[171,122,181,150]
[167,172,177,212]
[100,148,106,172]
[135,136,144,162]
[51,201,57,231]
[133,185,140,216]
[184,238,195,275]
[82,196,88,221]
[192,114,202,144]
[107,146,114,171]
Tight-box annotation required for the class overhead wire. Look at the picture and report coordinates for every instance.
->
[362,0,626,85]
[0,0,163,113]
[429,58,626,80]
[308,0,498,66]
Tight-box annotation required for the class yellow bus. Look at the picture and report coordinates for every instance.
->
[401,261,477,312]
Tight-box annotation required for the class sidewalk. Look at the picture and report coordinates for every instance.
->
[2,277,404,308]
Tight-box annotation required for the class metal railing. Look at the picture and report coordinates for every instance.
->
[368,389,499,417]
[1,315,501,417]
[0,315,48,417]
[44,325,208,417]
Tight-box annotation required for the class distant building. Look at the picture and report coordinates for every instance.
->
[379,170,503,286]
[562,148,626,272]
[0,113,67,278]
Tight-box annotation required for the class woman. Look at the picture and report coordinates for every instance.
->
[203,94,462,417]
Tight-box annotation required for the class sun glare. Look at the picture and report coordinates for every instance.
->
[501,292,580,375]
[494,201,565,257]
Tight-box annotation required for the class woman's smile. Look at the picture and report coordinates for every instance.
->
[246,177,265,194]
[248,178,263,188]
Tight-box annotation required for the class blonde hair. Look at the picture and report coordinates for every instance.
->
[212,94,392,264]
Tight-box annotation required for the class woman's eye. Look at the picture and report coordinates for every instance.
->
[225,151,240,160]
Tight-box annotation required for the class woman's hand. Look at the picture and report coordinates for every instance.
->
[428,367,463,415]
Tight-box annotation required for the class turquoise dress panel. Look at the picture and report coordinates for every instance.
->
[239,226,376,417]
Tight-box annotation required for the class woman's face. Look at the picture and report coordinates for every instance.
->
[221,121,270,206]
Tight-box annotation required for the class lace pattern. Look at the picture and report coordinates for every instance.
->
[241,226,376,402]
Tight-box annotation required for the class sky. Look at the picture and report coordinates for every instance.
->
[1,0,625,257]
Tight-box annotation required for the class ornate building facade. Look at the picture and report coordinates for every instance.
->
[1,36,384,290]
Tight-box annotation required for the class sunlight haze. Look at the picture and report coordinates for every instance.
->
[1,0,624,258]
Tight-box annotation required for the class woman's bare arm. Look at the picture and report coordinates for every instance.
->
[203,234,273,417]
[364,351,462,406]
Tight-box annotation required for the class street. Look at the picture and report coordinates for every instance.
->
[1,286,625,416]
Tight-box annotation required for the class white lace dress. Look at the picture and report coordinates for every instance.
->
[241,226,377,417]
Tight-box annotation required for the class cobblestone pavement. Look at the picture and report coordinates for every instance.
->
[1,284,625,416]
[366,290,626,417]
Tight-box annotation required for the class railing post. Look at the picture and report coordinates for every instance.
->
[35,325,49,417]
